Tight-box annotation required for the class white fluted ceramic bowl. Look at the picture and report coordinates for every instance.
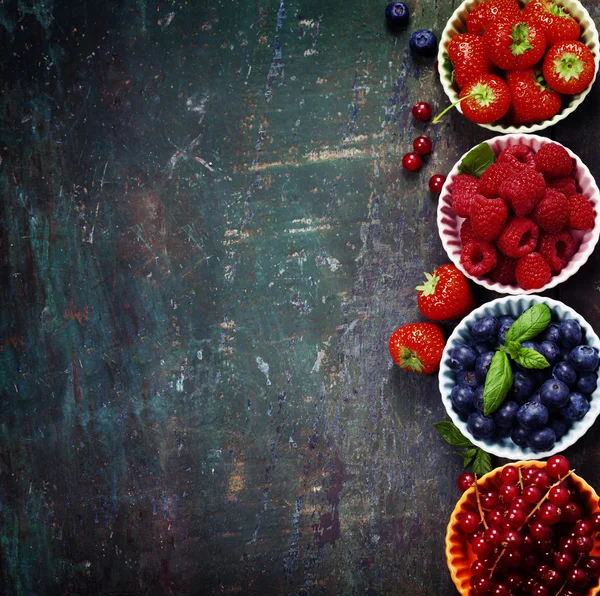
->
[438,134,600,294]
[439,295,600,459]
[437,0,600,133]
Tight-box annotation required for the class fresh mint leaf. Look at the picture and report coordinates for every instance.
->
[472,449,492,477]
[434,421,474,448]
[505,304,552,345]
[458,448,478,469]
[458,142,494,178]
[483,351,513,416]
[515,347,550,369]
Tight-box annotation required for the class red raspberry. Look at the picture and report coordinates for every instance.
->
[489,253,517,284]
[534,143,574,180]
[547,177,578,198]
[531,189,569,234]
[568,194,595,230]
[516,253,552,290]
[451,174,480,217]
[461,240,498,277]
[479,163,515,198]
[470,195,508,241]
[460,219,476,245]
[538,230,577,273]
[497,144,536,169]
[497,217,540,258]
[499,169,546,216]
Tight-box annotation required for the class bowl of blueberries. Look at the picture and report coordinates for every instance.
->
[439,295,600,459]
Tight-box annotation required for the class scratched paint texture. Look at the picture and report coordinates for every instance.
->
[2,0,600,594]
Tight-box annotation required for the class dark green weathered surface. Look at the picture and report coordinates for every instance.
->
[2,0,600,594]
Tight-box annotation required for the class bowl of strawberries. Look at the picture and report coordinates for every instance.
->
[437,0,600,131]
[437,134,600,293]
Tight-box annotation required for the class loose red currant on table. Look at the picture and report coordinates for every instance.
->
[412,135,432,155]
[428,174,445,194]
[412,101,432,121]
[402,152,422,172]
[457,471,475,492]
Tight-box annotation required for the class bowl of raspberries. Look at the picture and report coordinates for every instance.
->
[439,295,600,459]
[446,457,600,595]
[437,0,599,131]
[437,134,600,294]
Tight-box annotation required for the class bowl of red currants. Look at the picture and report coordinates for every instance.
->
[439,295,600,459]
[447,457,600,595]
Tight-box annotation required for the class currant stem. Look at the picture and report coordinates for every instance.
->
[554,554,583,596]
[473,474,489,531]
[431,92,473,124]
[522,469,574,525]
[518,467,524,492]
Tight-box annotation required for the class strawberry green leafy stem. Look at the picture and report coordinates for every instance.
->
[432,83,498,125]
[510,22,533,57]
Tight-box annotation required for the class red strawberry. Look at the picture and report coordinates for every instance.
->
[534,143,573,179]
[459,74,512,124]
[568,194,595,229]
[484,18,546,71]
[415,264,475,321]
[388,323,445,374]
[506,69,563,125]
[461,239,498,277]
[499,168,546,216]
[497,144,536,169]
[516,252,552,290]
[523,0,581,46]
[489,253,518,284]
[448,34,491,88]
[479,163,516,198]
[466,0,522,35]
[543,41,596,94]
[538,230,577,272]
[497,217,540,257]
[471,195,509,241]
[531,189,569,233]
[451,174,480,217]
[460,219,477,245]
[547,176,578,197]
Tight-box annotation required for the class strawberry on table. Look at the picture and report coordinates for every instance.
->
[447,33,490,88]
[466,0,521,35]
[523,0,581,47]
[506,69,562,125]
[484,18,547,71]
[543,40,596,94]
[388,323,445,374]
[415,264,475,321]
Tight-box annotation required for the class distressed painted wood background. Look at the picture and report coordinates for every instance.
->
[2,0,600,594]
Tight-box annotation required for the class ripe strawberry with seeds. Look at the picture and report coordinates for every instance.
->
[543,41,596,94]
[466,0,522,35]
[447,34,490,88]
[415,264,475,321]
[388,323,445,374]
[506,69,563,125]
[523,0,580,46]
[484,18,546,71]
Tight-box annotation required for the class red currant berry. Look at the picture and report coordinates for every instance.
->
[591,511,600,530]
[566,567,588,587]
[459,510,481,533]
[574,519,593,536]
[481,491,500,509]
[536,543,554,559]
[502,465,519,485]
[511,497,530,511]
[536,563,551,579]
[524,485,543,504]
[499,483,519,503]
[506,549,522,567]
[413,135,432,155]
[521,533,536,553]
[561,502,582,523]
[532,583,551,596]
[554,551,575,571]
[522,553,539,570]
[507,507,527,528]
[487,508,505,528]
[549,485,570,507]
[583,556,600,577]
[538,502,561,525]
[457,471,475,492]
[546,454,570,479]
[532,470,550,489]
[523,575,538,591]
[492,582,509,596]
[474,576,493,593]
[530,522,552,541]
[472,535,493,557]
[412,101,432,122]
[523,467,537,484]
[541,568,563,589]
[502,529,522,551]
[402,152,422,172]
[428,173,446,194]
[575,535,594,554]
[505,571,524,590]
[560,536,577,553]
[471,558,490,577]
[483,526,503,546]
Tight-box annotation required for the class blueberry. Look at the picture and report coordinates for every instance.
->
[498,322,513,345]
[560,319,582,348]
[576,372,597,395]
[449,345,478,371]
[450,385,475,415]
[559,392,591,421]
[552,361,578,387]
[409,29,438,57]
[511,426,529,448]
[467,412,496,439]
[498,315,516,327]
[517,401,549,430]
[530,391,543,404]
[527,427,557,452]
[494,400,519,428]
[471,317,500,342]
[385,1,410,28]
[457,369,479,389]
[568,345,600,372]
[509,370,536,403]
[539,341,561,366]
[475,351,495,385]
[473,342,494,355]
[539,323,562,344]
[549,417,570,440]
[540,379,570,410]
[473,386,484,413]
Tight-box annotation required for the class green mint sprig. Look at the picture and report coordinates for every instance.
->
[458,142,495,178]
[434,420,492,476]
[482,304,552,416]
